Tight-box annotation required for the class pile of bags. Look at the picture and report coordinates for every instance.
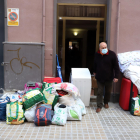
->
[0,79,86,126]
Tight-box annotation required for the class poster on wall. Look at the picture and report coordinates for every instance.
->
[7,8,19,26]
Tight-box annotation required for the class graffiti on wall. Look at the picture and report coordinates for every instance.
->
[7,47,40,74]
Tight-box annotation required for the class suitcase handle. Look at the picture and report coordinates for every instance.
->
[36,108,48,119]
[27,82,35,87]
[36,108,48,126]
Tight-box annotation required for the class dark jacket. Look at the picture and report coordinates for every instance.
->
[93,50,119,83]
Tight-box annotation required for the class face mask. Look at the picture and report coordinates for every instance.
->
[101,48,108,54]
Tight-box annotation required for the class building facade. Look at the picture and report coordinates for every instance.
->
[0,0,140,99]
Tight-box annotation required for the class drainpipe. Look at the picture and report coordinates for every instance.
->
[42,0,46,43]
[4,0,8,41]
[116,0,121,54]
[42,0,45,80]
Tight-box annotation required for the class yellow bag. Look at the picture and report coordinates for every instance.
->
[6,101,25,125]
[43,87,58,109]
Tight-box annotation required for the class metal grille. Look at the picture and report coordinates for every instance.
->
[59,5,105,17]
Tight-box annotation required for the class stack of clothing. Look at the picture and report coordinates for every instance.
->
[118,50,140,92]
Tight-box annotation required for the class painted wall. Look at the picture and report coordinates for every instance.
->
[118,0,140,53]
[110,0,118,53]
[110,0,140,53]
[7,0,42,42]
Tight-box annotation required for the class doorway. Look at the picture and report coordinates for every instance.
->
[57,4,106,81]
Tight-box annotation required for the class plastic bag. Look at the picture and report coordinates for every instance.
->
[67,105,82,120]
[43,87,58,109]
[1,93,13,100]
[6,101,25,124]
[41,82,57,94]
[52,103,67,125]
[24,105,37,122]
[75,98,86,115]
[0,97,10,121]
[22,88,43,110]
[1,91,24,102]
[130,97,140,115]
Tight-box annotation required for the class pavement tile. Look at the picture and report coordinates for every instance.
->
[0,102,140,140]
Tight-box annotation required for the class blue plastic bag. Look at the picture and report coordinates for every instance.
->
[0,96,10,121]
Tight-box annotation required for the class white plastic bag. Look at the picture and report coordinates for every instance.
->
[52,103,67,126]
[67,105,82,120]
[75,98,86,115]
[24,105,37,122]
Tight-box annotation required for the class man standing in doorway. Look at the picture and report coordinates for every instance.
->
[93,42,119,113]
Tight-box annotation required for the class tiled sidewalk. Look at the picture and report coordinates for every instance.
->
[0,102,140,140]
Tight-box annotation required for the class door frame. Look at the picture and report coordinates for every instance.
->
[56,3,107,80]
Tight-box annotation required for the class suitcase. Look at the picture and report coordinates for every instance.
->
[24,82,42,92]
[34,106,52,126]
[119,77,138,110]
[43,77,61,83]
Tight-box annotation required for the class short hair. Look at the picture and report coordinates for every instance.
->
[99,42,107,48]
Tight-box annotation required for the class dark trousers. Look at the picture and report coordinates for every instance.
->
[97,80,113,108]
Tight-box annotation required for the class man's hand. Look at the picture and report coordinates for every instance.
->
[113,78,118,83]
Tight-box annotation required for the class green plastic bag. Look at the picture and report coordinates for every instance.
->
[23,88,43,110]
[41,82,57,94]
[43,87,58,110]
[6,101,25,125]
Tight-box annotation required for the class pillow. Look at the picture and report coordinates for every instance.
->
[118,51,140,65]
[117,51,133,65]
